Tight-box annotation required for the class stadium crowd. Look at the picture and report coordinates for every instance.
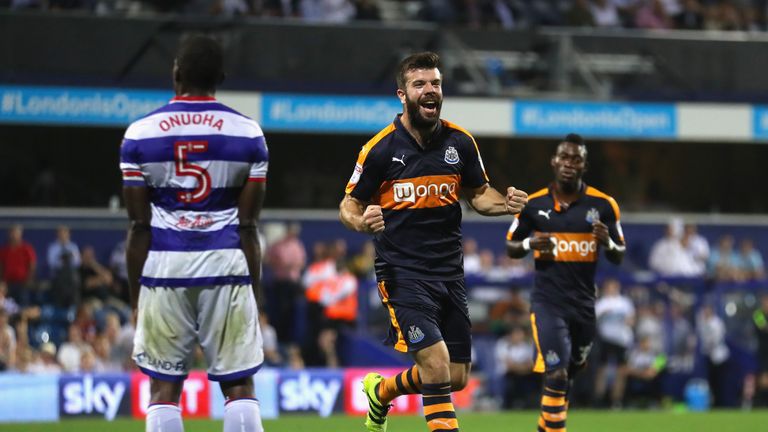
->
[2,0,768,33]
[0,219,767,409]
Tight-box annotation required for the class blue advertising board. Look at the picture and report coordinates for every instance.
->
[59,373,132,421]
[752,106,768,140]
[0,86,169,126]
[261,93,400,133]
[277,369,344,417]
[514,100,676,138]
[0,373,59,422]
[210,368,280,419]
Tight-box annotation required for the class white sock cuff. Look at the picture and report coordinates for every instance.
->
[225,398,260,410]
[147,403,182,414]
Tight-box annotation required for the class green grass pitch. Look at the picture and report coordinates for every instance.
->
[4,411,768,432]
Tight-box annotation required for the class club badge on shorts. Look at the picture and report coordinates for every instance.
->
[408,325,425,343]
[444,146,459,164]
[545,350,561,366]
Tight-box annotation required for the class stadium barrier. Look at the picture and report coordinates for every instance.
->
[0,368,479,423]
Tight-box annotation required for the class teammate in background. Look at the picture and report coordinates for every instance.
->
[339,51,528,432]
[121,35,268,432]
[506,133,625,432]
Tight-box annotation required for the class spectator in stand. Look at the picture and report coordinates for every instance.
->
[567,0,597,26]
[635,0,673,28]
[697,304,730,407]
[0,309,16,371]
[753,294,768,407]
[103,311,133,370]
[478,248,495,276]
[708,235,740,282]
[354,0,380,20]
[674,0,704,29]
[494,326,537,409]
[590,0,623,27]
[349,240,376,280]
[58,324,86,373]
[0,224,37,307]
[93,333,121,372]
[73,303,98,343]
[47,225,81,308]
[666,301,696,373]
[735,238,765,281]
[26,342,62,373]
[109,240,130,304]
[635,301,665,353]
[310,259,358,367]
[265,223,307,344]
[79,246,114,302]
[623,335,666,407]
[463,237,482,275]
[0,282,20,318]
[79,345,100,373]
[682,223,709,277]
[649,218,699,277]
[260,311,283,366]
[47,225,81,272]
[593,278,635,408]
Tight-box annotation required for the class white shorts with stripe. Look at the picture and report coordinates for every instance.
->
[132,284,264,382]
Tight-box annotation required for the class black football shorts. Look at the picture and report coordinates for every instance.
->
[377,279,471,363]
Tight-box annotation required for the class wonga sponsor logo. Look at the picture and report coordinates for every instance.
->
[534,233,598,262]
[60,374,131,421]
[278,370,343,417]
[131,371,210,418]
[382,175,460,210]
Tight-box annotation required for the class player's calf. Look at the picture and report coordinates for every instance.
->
[539,368,569,432]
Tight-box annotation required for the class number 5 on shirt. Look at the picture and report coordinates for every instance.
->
[175,140,211,203]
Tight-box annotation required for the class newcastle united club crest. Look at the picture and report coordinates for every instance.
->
[444,146,460,164]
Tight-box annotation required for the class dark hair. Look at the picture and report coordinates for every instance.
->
[396,52,440,89]
[563,133,585,146]
[175,35,224,91]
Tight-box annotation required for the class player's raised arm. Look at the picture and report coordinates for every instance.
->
[465,184,528,216]
[239,180,267,302]
[123,185,151,311]
[339,194,385,234]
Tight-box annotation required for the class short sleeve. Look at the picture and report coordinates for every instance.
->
[345,140,389,202]
[248,136,269,183]
[507,209,534,241]
[459,134,489,189]
[120,138,145,187]
[602,197,624,244]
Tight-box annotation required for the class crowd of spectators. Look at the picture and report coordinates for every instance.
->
[3,0,768,33]
[0,218,767,410]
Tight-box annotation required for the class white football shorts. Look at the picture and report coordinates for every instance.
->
[132,284,264,382]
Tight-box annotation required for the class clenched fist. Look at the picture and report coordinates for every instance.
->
[506,187,528,215]
[362,205,385,234]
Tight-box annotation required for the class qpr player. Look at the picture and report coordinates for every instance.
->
[121,35,267,432]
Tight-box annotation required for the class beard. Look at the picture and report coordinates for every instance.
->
[405,94,442,130]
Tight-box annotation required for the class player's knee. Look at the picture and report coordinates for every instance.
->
[417,355,450,381]
[220,377,254,400]
[450,373,468,391]
[150,379,183,404]
[546,368,568,382]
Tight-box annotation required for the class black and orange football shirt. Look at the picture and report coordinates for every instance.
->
[507,184,624,311]
[345,115,489,281]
